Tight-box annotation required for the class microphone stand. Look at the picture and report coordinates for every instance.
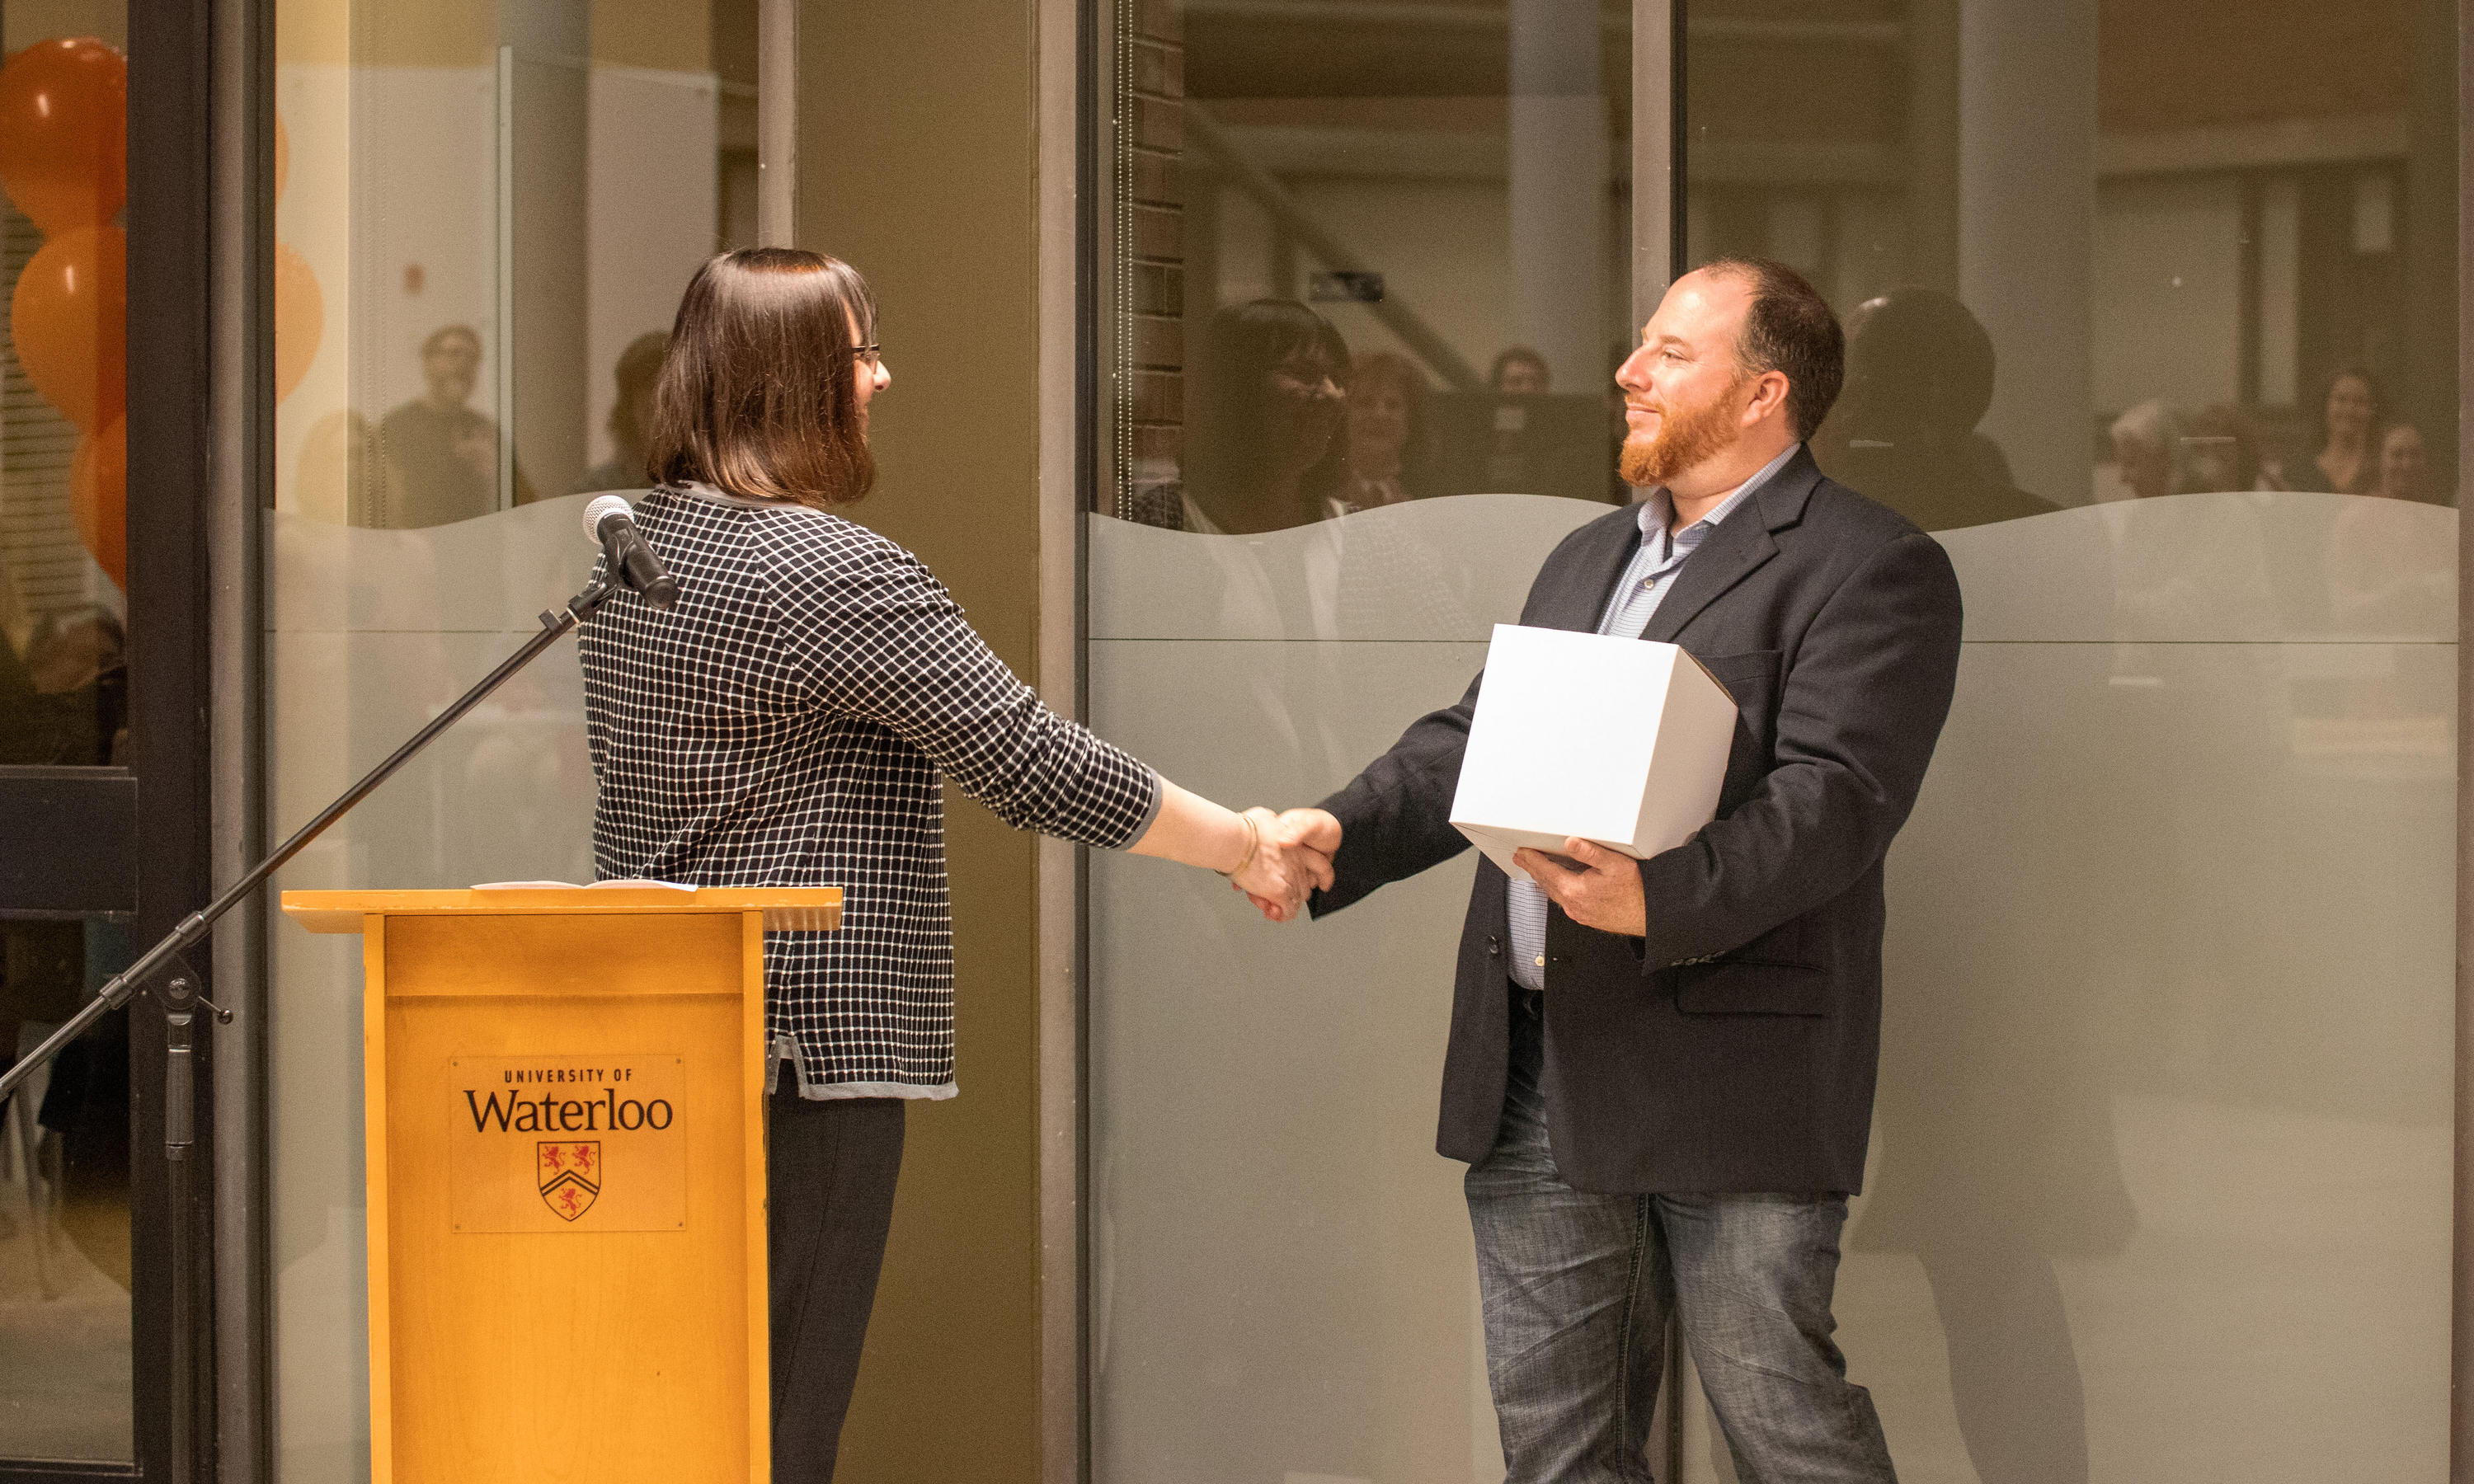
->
[0,567,632,1484]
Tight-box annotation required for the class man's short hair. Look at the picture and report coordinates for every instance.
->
[1699,257,1844,439]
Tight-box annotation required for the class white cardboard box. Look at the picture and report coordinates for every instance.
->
[1450,623,1738,882]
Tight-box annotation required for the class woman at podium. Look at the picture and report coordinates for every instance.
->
[576,248,1324,1482]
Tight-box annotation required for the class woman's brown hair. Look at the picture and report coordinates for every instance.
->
[647,248,877,506]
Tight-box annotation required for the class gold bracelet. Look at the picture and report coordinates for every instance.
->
[1216,810,1261,878]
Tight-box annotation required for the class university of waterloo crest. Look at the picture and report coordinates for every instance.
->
[537,1142,601,1221]
[446,1056,684,1233]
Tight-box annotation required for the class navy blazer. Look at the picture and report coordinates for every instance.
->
[1311,448,1964,1194]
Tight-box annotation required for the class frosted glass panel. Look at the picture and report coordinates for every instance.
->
[264,504,602,1479]
[1087,492,2454,1481]
[266,0,756,1473]
[1092,0,2458,1474]
[1091,640,1498,1482]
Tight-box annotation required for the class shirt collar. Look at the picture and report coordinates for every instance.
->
[1638,442,1804,550]
[673,479,788,511]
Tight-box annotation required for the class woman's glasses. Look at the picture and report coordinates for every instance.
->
[851,343,883,368]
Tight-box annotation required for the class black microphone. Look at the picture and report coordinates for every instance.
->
[581,495,680,609]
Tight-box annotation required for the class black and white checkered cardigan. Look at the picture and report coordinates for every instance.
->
[578,484,1160,1100]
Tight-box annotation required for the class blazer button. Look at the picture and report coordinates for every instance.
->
[1486,936,1502,956]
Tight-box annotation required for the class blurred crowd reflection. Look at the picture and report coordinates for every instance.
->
[1123,283,2453,554]
[1124,298,1631,533]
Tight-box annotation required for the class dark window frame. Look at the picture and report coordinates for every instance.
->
[0,0,231,1479]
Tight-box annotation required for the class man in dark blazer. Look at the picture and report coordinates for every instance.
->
[1272,259,1963,1482]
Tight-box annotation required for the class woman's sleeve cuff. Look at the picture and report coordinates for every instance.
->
[1125,768,1166,843]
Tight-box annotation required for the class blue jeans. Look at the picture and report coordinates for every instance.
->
[1465,1008,1897,1484]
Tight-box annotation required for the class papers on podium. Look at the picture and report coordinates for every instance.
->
[1450,623,1738,883]
[469,878,696,891]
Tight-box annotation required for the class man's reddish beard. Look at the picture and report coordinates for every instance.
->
[1620,373,1748,487]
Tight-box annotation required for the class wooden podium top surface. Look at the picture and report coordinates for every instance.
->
[281,885,842,935]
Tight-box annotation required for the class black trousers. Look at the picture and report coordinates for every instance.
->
[768,1092,905,1484]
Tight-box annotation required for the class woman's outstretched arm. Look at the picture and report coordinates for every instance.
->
[771,528,1329,917]
[1129,782,1333,921]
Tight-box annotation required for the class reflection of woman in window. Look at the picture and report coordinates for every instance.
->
[2330,424,2452,633]
[577,250,1329,1482]
[1177,298,1352,533]
[2306,367,2384,494]
[1343,350,1431,509]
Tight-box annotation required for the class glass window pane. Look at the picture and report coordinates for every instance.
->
[1680,0,2458,1478]
[0,918,136,1462]
[1091,2,1634,1480]
[0,1,136,1461]
[267,1,756,1472]
[0,5,130,770]
[1091,2,2457,1482]
[1103,0,1636,533]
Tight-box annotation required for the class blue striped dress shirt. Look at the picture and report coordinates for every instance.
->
[1505,443,1802,992]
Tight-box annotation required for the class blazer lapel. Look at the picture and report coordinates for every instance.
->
[1532,508,1642,632]
[1639,448,1818,643]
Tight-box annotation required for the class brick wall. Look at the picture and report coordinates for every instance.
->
[1117,0,1185,513]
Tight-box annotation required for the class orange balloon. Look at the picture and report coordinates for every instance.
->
[0,39,127,235]
[69,414,125,589]
[12,223,125,431]
[274,240,322,403]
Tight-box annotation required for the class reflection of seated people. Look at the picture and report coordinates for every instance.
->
[2109,401,2185,501]
[2296,367,2384,494]
[2326,425,2444,653]
[2105,401,2276,637]
[0,574,134,1284]
[1145,299,1352,534]
[373,325,534,528]
[1415,344,1613,503]
[2180,404,2267,492]
[1477,345,1574,496]
[2373,422,2428,503]
[2330,425,2451,633]
[0,598,127,768]
[570,331,670,495]
[1489,345,1549,395]
[1344,351,1432,509]
[1810,287,2058,529]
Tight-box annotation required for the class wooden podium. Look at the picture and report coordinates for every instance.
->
[282,885,842,1484]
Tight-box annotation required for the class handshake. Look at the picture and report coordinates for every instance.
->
[1208,803,1649,938]
[1225,807,1343,923]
